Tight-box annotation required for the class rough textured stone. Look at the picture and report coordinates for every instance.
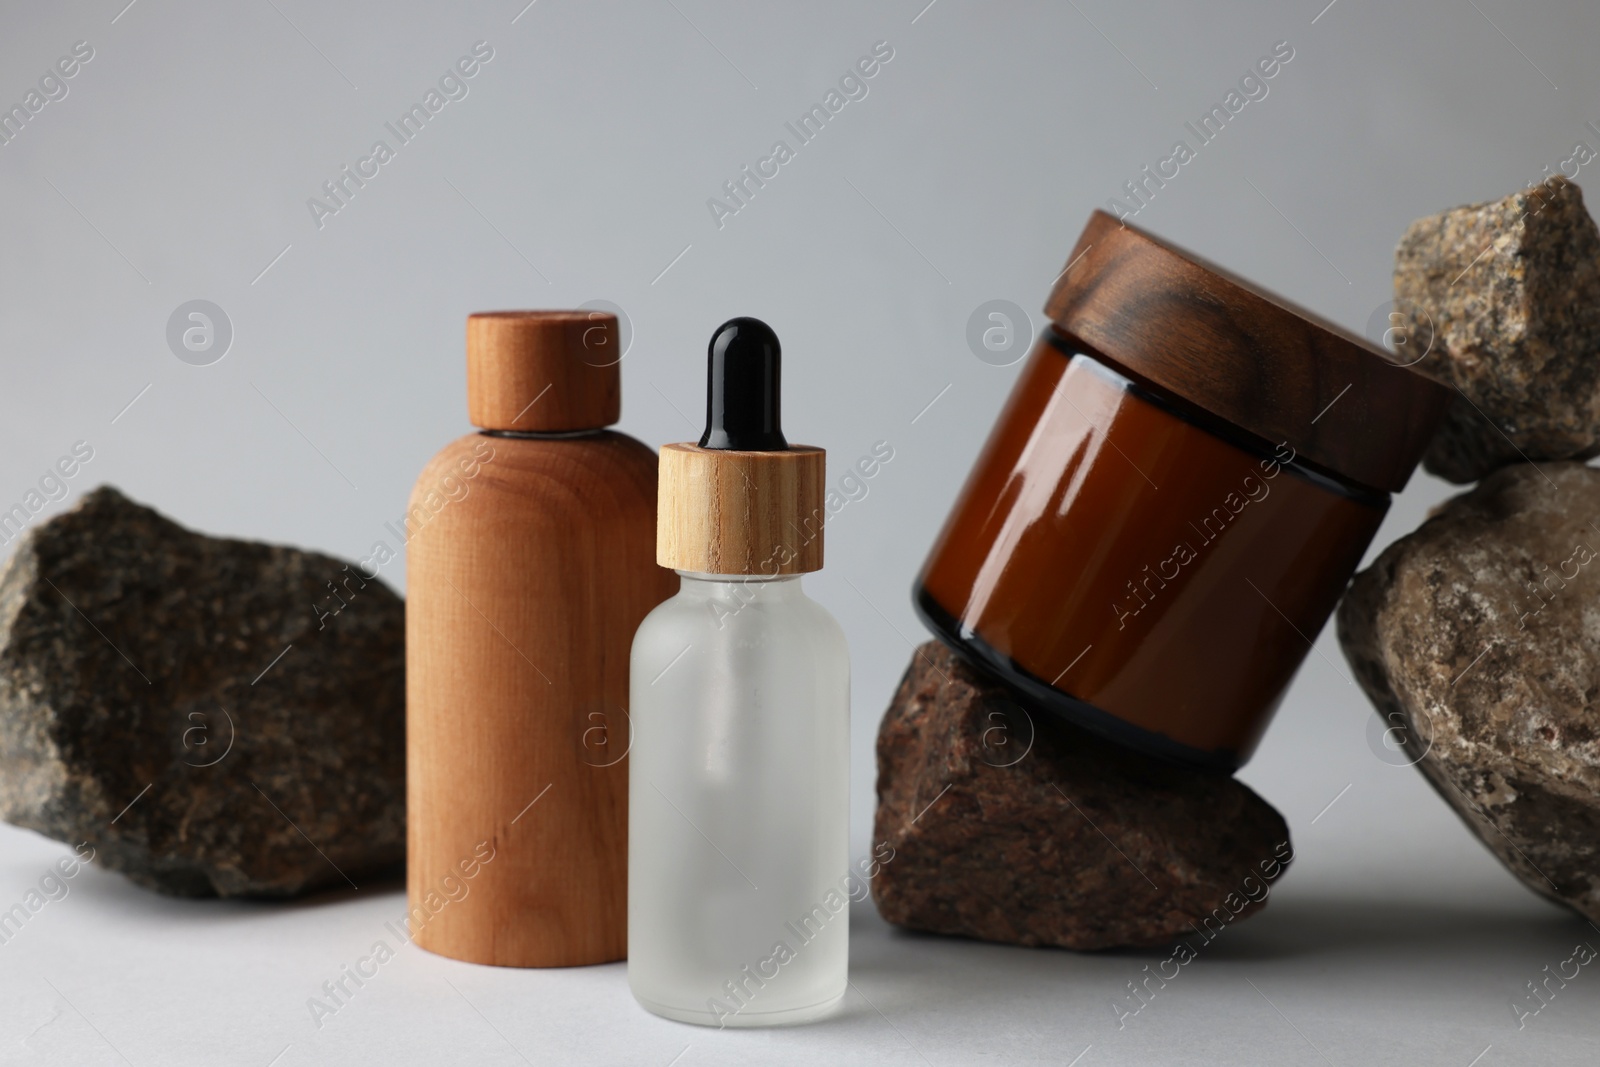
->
[1394,177,1600,483]
[871,642,1292,950]
[1339,462,1600,922]
[0,486,405,897]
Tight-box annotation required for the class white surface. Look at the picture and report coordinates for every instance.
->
[0,800,1590,1066]
[2,0,1600,1062]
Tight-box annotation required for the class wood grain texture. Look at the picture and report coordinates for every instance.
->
[1045,210,1449,493]
[406,430,674,967]
[657,443,826,575]
[466,311,621,432]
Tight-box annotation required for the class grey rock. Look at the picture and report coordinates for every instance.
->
[1339,462,1600,921]
[1394,177,1600,483]
[0,486,405,897]
[872,641,1293,950]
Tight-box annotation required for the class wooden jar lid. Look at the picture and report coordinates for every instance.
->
[1044,211,1449,493]
[466,311,621,431]
[657,443,825,575]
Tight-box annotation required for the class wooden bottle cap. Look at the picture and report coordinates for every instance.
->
[657,443,826,575]
[1045,211,1449,494]
[466,311,622,432]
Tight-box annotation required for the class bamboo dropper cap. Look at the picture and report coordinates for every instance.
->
[657,318,825,576]
[466,310,622,431]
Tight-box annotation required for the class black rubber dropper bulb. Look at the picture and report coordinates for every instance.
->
[699,317,787,451]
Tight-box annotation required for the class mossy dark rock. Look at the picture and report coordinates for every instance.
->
[0,486,404,897]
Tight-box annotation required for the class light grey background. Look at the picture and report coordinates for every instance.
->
[1,0,1597,1063]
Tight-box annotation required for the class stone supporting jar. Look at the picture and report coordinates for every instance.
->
[916,211,1450,771]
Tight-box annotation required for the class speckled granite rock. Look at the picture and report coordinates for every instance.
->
[871,641,1292,950]
[1339,462,1600,921]
[1394,177,1600,483]
[0,486,405,897]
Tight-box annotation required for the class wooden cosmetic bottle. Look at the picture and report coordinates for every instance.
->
[407,310,674,967]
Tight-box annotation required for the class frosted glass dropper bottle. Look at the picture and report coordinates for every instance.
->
[628,317,850,1028]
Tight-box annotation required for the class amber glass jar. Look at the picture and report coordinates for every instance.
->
[917,212,1449,771]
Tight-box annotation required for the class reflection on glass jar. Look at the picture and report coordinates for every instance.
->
[917,212,1448,771]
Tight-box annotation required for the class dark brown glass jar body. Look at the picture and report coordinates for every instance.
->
[916,327,1390,770]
